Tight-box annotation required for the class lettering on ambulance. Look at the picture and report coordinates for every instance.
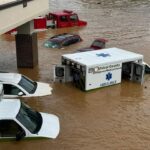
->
[88,63,121,74]
[100,80,117,87]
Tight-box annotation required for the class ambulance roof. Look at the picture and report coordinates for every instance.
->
[62,47,143,67]
[0,99,20,119]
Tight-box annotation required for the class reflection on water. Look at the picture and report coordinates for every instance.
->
[80,0,150,8]
[1,0,150,149]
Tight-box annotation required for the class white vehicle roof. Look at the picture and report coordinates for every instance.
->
[62,47,143,67]
[0,99,20,119]
[0,73,21,84]
[0,84,3,94]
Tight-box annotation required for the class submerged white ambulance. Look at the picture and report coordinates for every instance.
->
[54,47,147,91]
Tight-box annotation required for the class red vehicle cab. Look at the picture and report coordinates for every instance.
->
[46,10,87,28]
[76,38,108,52]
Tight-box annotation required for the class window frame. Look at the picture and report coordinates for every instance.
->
[3,83,26,96]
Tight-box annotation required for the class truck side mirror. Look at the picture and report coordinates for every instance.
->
[18,92,24,96]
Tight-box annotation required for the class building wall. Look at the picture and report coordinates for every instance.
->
[0,0,49,34]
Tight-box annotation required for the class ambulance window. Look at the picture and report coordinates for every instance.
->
[70,15,78,21]
[60,16,68,22]
[134,66,142,76]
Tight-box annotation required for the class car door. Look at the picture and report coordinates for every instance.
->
[62,36,80,47]
[62,39,72,47]
[71,36,81,44]
[0,120,25,140]
[3,84,26,97]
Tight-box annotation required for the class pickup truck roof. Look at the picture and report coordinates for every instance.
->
[0,99,20,119]
[0,73,21,84]
[50,10,75,16]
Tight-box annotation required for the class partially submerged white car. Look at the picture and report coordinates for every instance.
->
[0,85,60,140]
[0,73,52,98]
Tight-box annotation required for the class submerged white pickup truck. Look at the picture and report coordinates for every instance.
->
[0,72,52,98]
[0,84,60,141]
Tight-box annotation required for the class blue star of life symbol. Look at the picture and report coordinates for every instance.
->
[106,72,112,81]
[96,53,110,57]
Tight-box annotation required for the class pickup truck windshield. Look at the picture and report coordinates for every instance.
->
[16,102,42,134]
[18,75,37,94]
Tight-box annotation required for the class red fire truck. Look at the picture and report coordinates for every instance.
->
[45,10,87,28]
[6,10,87,34]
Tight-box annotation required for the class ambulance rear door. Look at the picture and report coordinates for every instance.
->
[131,62,145,84]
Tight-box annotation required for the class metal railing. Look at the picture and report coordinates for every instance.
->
[0,0,33,10]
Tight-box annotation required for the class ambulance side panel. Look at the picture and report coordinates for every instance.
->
[86,63,122,91]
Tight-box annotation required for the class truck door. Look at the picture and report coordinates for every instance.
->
[131,62,145,84]
[58,15,70,28]
[46,14,56,28]
[69,14,78,26]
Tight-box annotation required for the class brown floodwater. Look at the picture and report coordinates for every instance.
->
[1,0,150,149]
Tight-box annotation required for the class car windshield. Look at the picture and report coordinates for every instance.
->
[92,40,104,47]
[16,102,42,134]
[18,75,37,94]
[44,40,60,48]
[70,15,78,22]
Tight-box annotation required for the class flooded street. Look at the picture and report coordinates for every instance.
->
[1,0,150,149]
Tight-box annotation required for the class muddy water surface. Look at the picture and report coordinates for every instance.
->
[1,0,150,149]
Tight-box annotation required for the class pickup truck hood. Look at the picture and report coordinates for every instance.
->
[34,82,53,96]
[37,113,60,139]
